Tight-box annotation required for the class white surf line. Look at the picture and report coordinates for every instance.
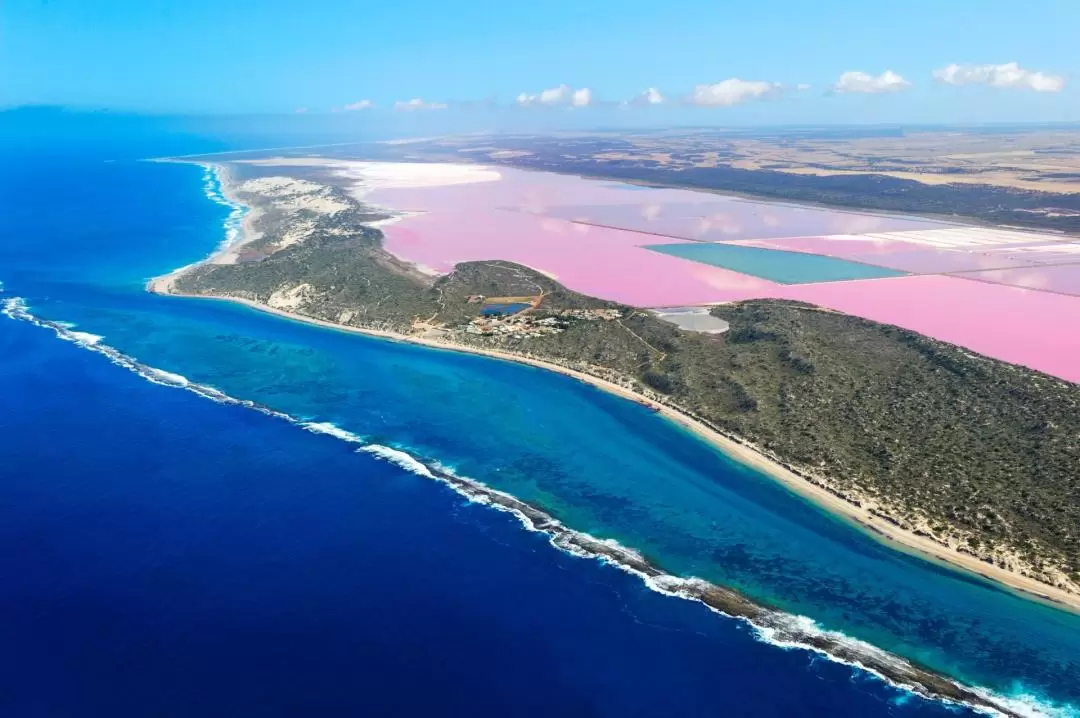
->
[199,164,249,256]
[0,291,1069,718]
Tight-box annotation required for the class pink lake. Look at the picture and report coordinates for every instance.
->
[537,201,951,243]
[958,264,1080,297]
[367,165,1080,383]
[381,209,780,306]
[782,276,1080,382]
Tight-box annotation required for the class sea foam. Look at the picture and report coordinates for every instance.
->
[360,444,437,478]
[301,421,367,444]
[198,164,249,256]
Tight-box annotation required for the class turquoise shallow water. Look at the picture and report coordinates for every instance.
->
[2,124,1079,716]
[63,291,1080,705]
[1,313,984,718]
[645,241,907,283]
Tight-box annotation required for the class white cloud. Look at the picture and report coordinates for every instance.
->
[571,87,593,107]
[689,79,780,106]
[834,70,910,94]
[294,107,309,114]
[796,83,812,91]
[538,85,571,104]
[517,85,569,106]
[628,87,665,106]
[932,62,1065,92]
[343,99,374,111]
[517,84,593,107]
[393,98,448,112]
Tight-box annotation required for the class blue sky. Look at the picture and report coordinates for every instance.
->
[3,0,1077,125]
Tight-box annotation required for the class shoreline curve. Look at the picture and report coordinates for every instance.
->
[3,289,1046,717]
[145,157,1080,617]
[147,278,1080,617]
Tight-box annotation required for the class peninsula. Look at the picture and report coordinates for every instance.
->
[150,152,1080,615]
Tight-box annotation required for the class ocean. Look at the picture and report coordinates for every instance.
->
[1,115,1078,717]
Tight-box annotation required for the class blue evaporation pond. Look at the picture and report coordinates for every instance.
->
[480,302,531,316]
[645,242,907,284]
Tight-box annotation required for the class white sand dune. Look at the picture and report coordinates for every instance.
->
[237,176,352,214]
[235,158,501,200]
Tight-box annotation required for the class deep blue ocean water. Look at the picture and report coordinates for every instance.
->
[1,116,1078,716]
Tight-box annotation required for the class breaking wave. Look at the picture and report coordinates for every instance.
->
[302,421,367,444]
[2,295,293,423]
[198,164,248,254]
[3,290,1074,718]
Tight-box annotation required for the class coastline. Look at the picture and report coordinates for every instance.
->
[147,156,1080,616]
[149,279,1080,616]
[5,288,1041,717]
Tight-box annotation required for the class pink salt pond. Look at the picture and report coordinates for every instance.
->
[781,276,1080,383]
[537,201,950,243]
[367,165,1080,383]
[381,209,779,306]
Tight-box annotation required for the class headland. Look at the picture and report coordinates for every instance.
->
[147,152,1080,616]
